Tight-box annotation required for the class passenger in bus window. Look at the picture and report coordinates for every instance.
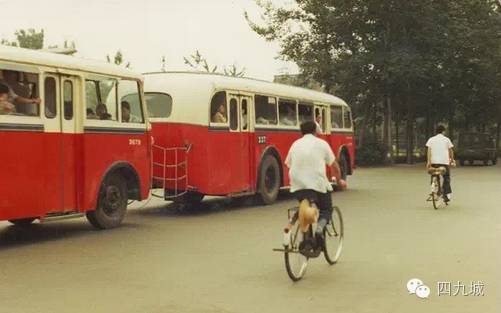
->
[315,109,323,133]
[280,106,296,126]
[121,101,140,123]
[96,103,111,120]
[242,104,248,130]
[0,70,41,112]
[86,108,97,119]
[212,102,227,123]
[0,84,16,114]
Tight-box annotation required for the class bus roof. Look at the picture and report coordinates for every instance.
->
[144,71,349,125]
[0,45,142,80]
[144,71,348,107]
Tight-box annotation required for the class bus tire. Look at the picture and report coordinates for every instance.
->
[339,152,349,180]
[258,155,281,204]
[174,192,205,213]
[8,217,36,226]
[86,173,128,230]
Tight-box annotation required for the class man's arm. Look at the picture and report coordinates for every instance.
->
[14,96,41,106]
[449,148,455,166]
[426,147,431,168]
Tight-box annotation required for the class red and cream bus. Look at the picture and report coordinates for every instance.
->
[0,46,151,229]
[145,72,354,208]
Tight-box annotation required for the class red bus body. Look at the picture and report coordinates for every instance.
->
[0,46,151,228]
[145,72,355,202]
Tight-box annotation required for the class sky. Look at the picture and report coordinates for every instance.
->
[0,0,298,80]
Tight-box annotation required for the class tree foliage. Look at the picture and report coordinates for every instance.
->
[247,0,501,162]
[107,50,131,68]
[184,50,246,77]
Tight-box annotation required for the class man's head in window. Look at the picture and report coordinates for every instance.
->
[96,103,111,120]
[0,84,15,114]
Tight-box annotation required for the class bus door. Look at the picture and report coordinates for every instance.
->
[239,94,252,191]
[227,93,252,192]
[42,74,79,213]
[60,76,79,211]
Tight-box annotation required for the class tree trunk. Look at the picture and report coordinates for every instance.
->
[383,95,393,164]
[395,112,400,161]
[496,120,500,151]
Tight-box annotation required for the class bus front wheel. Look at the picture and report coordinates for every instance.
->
[258,155,281,204]
[87,174,128,230]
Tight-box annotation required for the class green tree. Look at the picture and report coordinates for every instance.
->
[247,0,501,164]
[1,28,44,49]
[184,50,246,77]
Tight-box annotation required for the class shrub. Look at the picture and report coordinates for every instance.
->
[355,141,388,166]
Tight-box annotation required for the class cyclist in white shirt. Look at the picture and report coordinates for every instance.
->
[426,125,455,202]
[285,121,346,244]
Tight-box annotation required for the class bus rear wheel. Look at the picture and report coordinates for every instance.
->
[8,217,36,226]
[339,153,349,180]
[86,174,128,230]
[258,155,281,204]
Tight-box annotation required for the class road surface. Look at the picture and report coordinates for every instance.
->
[0,163,499,313]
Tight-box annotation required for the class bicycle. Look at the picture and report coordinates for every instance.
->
[273,203,344,281]
[426,166,448,210]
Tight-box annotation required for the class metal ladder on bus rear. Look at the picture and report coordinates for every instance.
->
[151,144,192,200]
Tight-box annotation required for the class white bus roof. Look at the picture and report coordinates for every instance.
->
[144,71,349,125]
[0,45,142,80]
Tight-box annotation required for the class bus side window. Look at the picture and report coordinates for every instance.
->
[343,108,352,129]
[298,103,313,123]
[85,80,99,119]
[44,77,57,119]
[229,98,238,130]
[63,80,73,120]
[98,79,117,121]
[255,95,277,125]
[210,91,227,124]
[119,80,144,123]
[145,93,172,118]
[278,99,297,126]
[331,106,343,129]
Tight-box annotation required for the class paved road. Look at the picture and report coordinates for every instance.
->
[0,163,499,313]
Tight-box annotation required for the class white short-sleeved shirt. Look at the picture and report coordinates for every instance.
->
[285,134,335,193]
[426,133,454,165]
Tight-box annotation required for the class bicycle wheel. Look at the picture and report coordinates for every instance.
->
[284,224,309,281]
[431,177,439,210]
[323,206,344,265]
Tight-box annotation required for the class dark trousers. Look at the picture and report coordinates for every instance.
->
[431,164,452,195]
[293,189,333,222]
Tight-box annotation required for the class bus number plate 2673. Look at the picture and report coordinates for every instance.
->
[129,139,141,146]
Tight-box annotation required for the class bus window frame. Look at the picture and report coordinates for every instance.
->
[118,79,145,124]
[330,104,344,131]
[342,106,353,131]
[209,89,229,129]
[0,62,42,122]
[254,93,279,129]
[144,91,172,122]
[278,98,299,129]
[84,74,146,130]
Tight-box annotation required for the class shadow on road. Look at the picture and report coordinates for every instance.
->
[132,191,297,218]
[0,221,141,250]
